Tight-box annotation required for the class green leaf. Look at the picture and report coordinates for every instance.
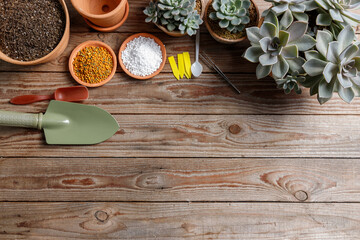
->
[318,78,333,99]
[216,12,225,19]
[279,30,290,46]
[243,46,264,63]
[337,73,353,88]
[287,57,306,73]
[219,19,229,28]
[338,85,355,103]
[272,56,289,79]
[209,12,217,20]
[323,62,338,83]
[337,25,356,53]
[264,11,279,29]
[293,12,308,22]
[329,9,343,22]
[339,44,359,61]
[256,64,272,79]
[287,21,308,43]
[315,0,329,10]
[280,10,293,29]
[231,18,241,26]
[289,4,306,12]
[326,41,340,63]
[272,3,289,14]
[316,13,332,26]
[259,52,278,66]
[260,22,277,38]
[305,50,324,61]
[316,30,333,57]
[303,58,327,76]
[291,34,316,51]
[282,45,298,59]
[259,37,271,52]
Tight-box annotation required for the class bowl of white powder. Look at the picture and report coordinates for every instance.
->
[118,33,166,80]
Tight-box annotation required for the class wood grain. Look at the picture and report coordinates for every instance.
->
[1,72,360,115]
[0,115,360,158]
[1,202,360,239]
[1,157,360,202]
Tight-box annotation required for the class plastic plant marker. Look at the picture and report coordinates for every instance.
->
[0,100,119,145]
[178,53,185,79]
[183,52,192,79]
[168,56,180,80]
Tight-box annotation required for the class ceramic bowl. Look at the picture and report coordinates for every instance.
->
[71,0,127,28]
[0,0,70,65]
[83,1,129,32]
[118,33,166,80]
[69,41,117,87]
[204,0,260,44]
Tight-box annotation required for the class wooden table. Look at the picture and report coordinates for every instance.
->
[1,0,360,239]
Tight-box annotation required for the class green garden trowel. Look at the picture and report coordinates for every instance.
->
[0,100,119,145]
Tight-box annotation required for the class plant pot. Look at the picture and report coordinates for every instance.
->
[154,0,205,37]
[204,0,260,44]
[0,0,70,65]
[71,0,127,28]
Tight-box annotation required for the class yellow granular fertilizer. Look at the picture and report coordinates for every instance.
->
[73,46,113,84]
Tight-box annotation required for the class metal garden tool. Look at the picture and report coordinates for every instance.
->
[0,100,119,145]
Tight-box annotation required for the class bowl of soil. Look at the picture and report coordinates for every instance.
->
[69,41,117,87]
[118,33,166,80]
[154,0,205,37]
[0,0,70,65]
[204,0,260,44]
[71,0,128,29]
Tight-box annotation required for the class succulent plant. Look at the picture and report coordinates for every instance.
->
[275,71,305,94]
[302,26,360,103]
[144,0,202,36]
[262,0,318,29]
[243,16,316,79]
[209,0,251,33]
[315,0,360,28]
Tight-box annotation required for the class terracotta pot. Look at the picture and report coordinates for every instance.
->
[69,41,117,87]
[71,0,127,28]
[204,0,260,44]
[154,0,205,37]
[0,0,70,66]
[118,33,166,80]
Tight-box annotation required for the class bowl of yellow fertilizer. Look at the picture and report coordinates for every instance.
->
[69,40,117,87]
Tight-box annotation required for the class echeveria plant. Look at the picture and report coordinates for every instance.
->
[243,14,316,79]
[209,0,251,33]
[243,0,360,104]
[144,0,203,36]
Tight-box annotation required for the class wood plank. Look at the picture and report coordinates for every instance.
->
[0,115,360,158]
[1,202,360,239]
[0,32,254,73]
[1,157,359,202]
[2,72,360,115]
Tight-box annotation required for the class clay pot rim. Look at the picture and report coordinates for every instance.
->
[204,0,260,44]
[153,0,205,37]
[118,33,167,80]
[0,0,70,66]
[83,1,129,32]
[70,0,127,20]
[68,40,117,88]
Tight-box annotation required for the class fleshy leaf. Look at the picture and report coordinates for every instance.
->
[287,21,308,43]
[291,34,316,51]
[316,30,333,57]
[303,58,327,76]
[272,56,289,79]
[287,57,306,73]
[337,73,353,88]
[326,41,340,63]
[272,3,289,14]
[316,13,332,26]
[282,45,299,59]
[339,44,359,61]
[305,50,324,61]
[338,85,355,103]
[280,10,293,29]
[323,62,338,83]
[329,9,343,22]
[337,25,356,53]
[279,30,290,46]
[256,64,272,79]
[246,27,262,43]
[318,78,333,100]
[259,52,278,66]
[243,46,264,63]
[260,22,277,38]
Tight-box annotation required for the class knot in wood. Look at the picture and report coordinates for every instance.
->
[294,190,308,201]
[95,210,109,222]
[229,124,241,134]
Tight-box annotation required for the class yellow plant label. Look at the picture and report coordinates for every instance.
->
[168,56,180,80]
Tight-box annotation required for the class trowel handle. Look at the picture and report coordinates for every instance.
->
[0,110,43,130]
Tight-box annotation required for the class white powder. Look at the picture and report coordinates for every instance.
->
[121,36,163,77]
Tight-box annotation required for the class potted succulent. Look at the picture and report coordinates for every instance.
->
[204,0,260,44]
[243,0,360,104]
[144,0,204,37]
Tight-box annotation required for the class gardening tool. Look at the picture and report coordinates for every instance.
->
[191,30,203,78]
[0,100,119,145]
[200,51,241,94]
[10,86,89,105]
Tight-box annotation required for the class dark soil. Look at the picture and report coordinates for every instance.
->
[0,0,66,61]
[207,1,258,40]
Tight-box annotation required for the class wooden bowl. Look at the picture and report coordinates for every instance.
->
[0,0,70,65]
[154,0,205,37]
[69,41,117,87]
[204,0,260,44]
[83,1,129,32]
[71,0,127,28]
[118,33,166,80]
